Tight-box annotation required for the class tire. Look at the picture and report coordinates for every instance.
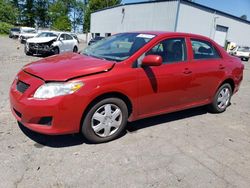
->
[241,57,248,61]
[81,98,128,143]
[73,46,78,53]
[20,37,25,44]
[53,47,59,55]
[208,83,232,113]
[24,46,32,56]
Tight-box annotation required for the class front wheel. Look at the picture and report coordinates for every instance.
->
[53,47,59,55]
[73,46,78,53]
[81,98,128,143]
[208,83,232,113]
[24,46,32,56]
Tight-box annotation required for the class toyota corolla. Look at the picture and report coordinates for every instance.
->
[9,32,244,143]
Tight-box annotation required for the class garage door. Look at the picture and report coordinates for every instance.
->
[214,25,228,47]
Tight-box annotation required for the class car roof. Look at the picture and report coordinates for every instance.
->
[21,27,35,30]
[124,31,212,41]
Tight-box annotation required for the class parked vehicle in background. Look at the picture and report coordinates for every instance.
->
[230,46,250,61]
[88,36,104,45]
[25,31,78,56]
[19,27,37,44]
[9,28,20,38]
[10,32,244,143]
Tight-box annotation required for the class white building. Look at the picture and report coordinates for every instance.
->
[90,0,250,47]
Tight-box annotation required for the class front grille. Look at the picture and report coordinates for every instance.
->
[29,43,37,49]
[13,108,22,118]
[16,80,30,93]
[29,43,49,51]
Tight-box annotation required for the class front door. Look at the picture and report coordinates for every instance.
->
[137,37,193,117]
[58,34,69,52]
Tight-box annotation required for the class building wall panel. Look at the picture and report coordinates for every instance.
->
[177,3,250,46]
[91,1,178,36]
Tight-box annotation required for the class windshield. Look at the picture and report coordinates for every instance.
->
[37,32,58,38]
[94,36,104,40]
[23,29,36,33]
[82,33,156,62]
[11,28,20,32]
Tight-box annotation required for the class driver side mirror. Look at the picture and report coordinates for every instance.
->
[141,55,162,67]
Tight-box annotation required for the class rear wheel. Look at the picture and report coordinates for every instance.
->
[81,98,128,143]
[208,83,232,113]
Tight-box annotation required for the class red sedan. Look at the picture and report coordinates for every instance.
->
[9,32,244,143]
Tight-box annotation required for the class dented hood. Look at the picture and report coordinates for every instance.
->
[23,53,115,81]
[27,37,57,43]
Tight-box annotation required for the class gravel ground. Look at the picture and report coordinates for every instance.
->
[0,36,250,188]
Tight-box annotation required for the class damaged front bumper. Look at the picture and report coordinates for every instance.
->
[26,42,54,55]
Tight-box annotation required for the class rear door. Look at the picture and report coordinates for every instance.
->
[185,38,226,103]
[64,34,75,52]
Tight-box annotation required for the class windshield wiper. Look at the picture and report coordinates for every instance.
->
[82,53,119,62]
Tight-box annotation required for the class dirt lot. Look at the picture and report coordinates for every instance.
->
[0,36,250,188]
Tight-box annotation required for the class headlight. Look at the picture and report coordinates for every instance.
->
[33,81,84,99]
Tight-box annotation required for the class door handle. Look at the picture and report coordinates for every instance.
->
[183,68,192,74]
[219,64,225,70]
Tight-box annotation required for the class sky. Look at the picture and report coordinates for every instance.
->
[122,0,250,21]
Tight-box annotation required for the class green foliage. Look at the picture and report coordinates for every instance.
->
[35,0,50,28]
[71,0,84,32]
[84,0,121,32]
[52,15,72,31]
[0,22,14,34]
[0,0,18,24]
[22,0,35,27]
[49,0,71,31]
[1,0,117,33]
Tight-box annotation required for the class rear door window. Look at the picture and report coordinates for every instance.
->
[65,34,73,40]
[191,39,220,60]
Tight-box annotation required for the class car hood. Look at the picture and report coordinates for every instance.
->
[20,33,37,37]
[27,37,57,43]
[23,53,115,81]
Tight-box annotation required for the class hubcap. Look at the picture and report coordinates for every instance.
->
[217,87,230,109]
[91,104,122,137]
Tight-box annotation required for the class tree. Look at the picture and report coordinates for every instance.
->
[34,0,50,28]
[49,0,71,31]
[22,0,36,27]
[83,0,121,33]
[53,15,71,31]
[0,0,18,24]
[71,0,84,32]
[1,0,85,31]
